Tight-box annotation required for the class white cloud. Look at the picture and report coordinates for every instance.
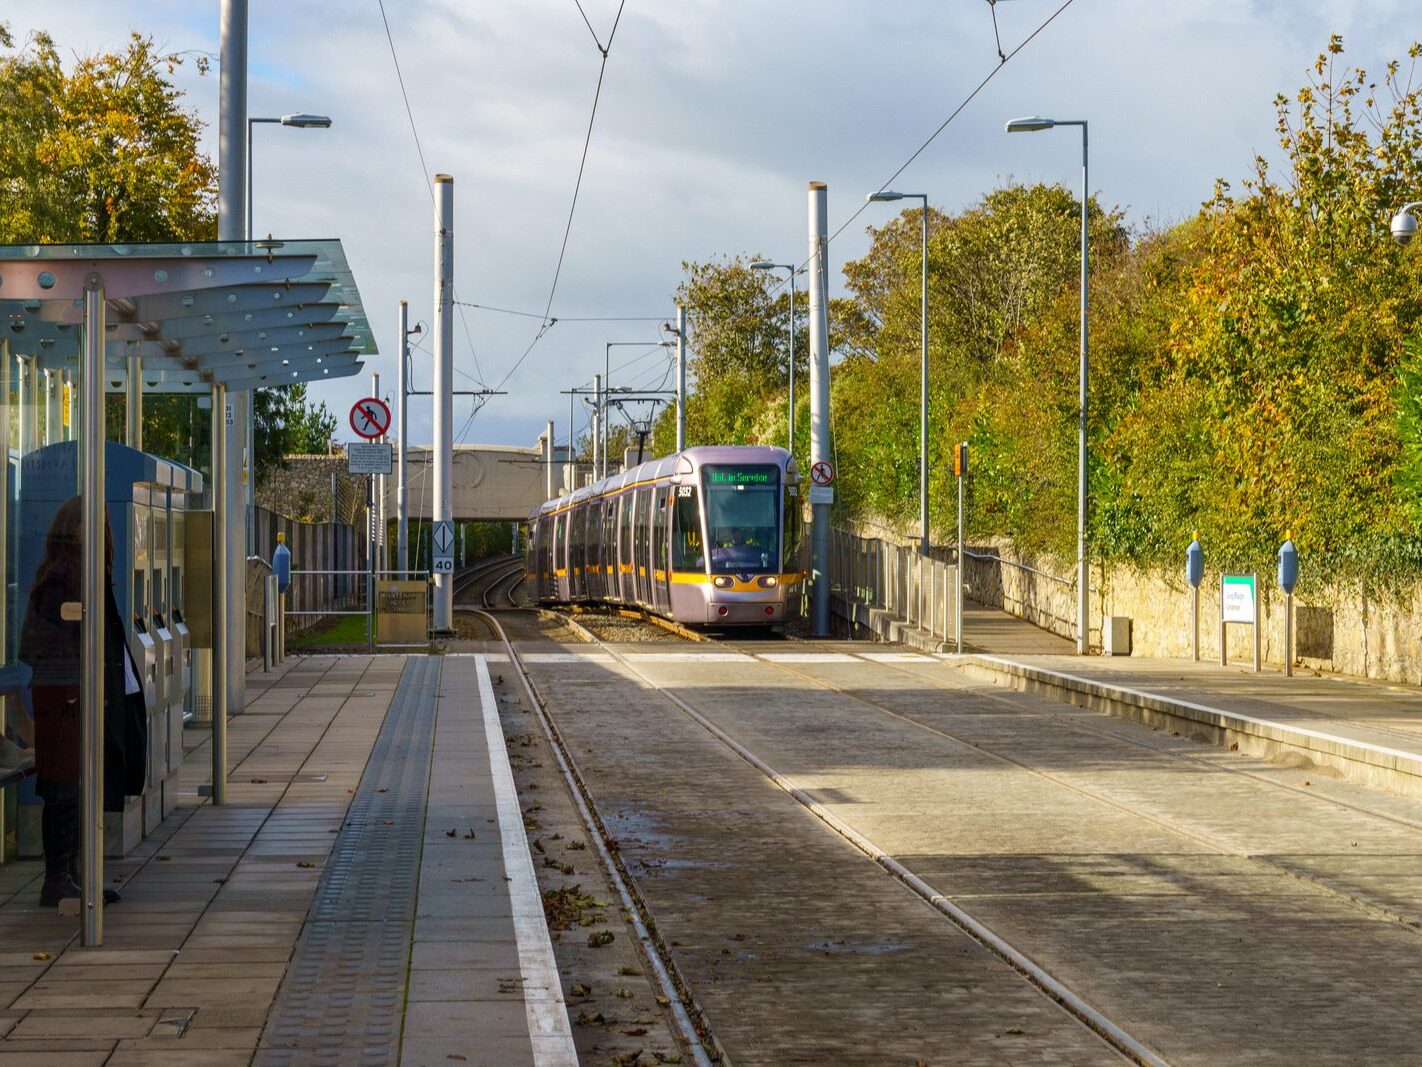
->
[2,0,1415,450]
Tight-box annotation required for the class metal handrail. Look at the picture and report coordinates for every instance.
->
[963,547,1074,588]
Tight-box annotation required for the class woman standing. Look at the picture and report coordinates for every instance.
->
[20,497,146,907]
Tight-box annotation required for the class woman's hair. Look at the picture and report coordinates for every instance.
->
[30,496,114,596]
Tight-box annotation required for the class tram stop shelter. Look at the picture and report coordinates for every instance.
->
[0,240,372,945]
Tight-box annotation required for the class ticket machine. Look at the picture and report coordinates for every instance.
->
[16,441,208,854]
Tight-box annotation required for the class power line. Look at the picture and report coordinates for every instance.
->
[495,0,629,392]
[453,300,664,323]
[758,0,1077,307]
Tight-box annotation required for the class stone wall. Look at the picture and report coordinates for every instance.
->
[844,517,1422,686]
[256,452,371,525]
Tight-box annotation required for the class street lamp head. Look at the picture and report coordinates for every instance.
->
[749,261,776,270]
[281,113,333,128]
[1391,206,1418,246]
[1005,115,1056,133]
[866,191,906,202]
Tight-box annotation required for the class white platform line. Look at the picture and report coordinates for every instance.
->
[758,652,860,663]
[475,655,578,1065]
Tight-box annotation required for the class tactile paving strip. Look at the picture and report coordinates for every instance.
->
[256,657,442,1064]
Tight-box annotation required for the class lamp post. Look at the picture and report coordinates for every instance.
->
[1006,114,1090,655]
[245,112,331,564]
[864,191,930,554]
[246,113,333,239]
[749,261,799,455]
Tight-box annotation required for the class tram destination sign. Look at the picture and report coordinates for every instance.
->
[706,466,775,486]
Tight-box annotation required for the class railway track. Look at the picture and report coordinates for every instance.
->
[527,613,1422,1061]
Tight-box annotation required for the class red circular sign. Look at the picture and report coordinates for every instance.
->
[349,397,391,439]
[810,460,834,486]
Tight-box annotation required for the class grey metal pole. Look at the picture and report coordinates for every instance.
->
[807,181,831,637]
[788,272,796,456]
[1285,592,1293,677]
[1076,123,1090,655]
[125,354,142,449]
[602,343,610,478]
[218,0,248,726]
[1192,586,1200,662]
[593,373,602,478]
[432,174,454,632]
[397,300,409,577]
[81,286,107,945]
[372,370,382,571]
[956,467,964,654]
[919,198,929,555]
[546,419,556,498]
[210,384,228,807]
[675,304,687,452]
[44,370,58,445]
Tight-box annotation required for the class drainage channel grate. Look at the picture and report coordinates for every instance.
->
[256,656,442,1065]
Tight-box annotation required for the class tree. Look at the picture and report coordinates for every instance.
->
[0,26,216,243]
[254,385,338,485]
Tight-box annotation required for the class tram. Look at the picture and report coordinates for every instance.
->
[526,445,803,626]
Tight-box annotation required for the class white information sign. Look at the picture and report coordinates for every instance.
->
[347,442,393,475]
[432,520,455,573]
[1220,574,1256,624]
[808,485,834,505]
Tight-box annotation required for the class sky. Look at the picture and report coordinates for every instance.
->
[3,0,1417,451]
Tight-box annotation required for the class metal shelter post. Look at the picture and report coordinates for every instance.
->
[125,353,142,449]
[210,383,229,806]
[17,354,34,455]
[217,0,249,729]
[81,285,107,945]
[675,304,687,452]
[807,181,831,637]
[397,300,410,577]
[431,174,454,632]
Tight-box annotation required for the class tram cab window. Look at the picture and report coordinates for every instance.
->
[671,486,704,571]
[702,465,780,574]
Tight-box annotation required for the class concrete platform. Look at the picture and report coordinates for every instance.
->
[0,654,574,1067]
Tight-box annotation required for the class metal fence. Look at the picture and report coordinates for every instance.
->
[829,527,960,645]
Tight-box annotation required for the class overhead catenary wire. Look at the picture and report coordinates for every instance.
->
[377,0,488,388]
[453,300,665,324]
[494,0,629,392]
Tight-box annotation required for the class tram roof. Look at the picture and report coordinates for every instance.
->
[0,239,373,392]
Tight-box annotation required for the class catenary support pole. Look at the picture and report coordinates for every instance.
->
[675,304,687,451]
[431,174,454,632]
[217,0,248,727]
[81,286,107,945]
[546,419,556,498]
[592,373,602,479]
[1076,124,1090,655]
[956,461,964,654]
[807,182,831,637]
[397,300,409,577]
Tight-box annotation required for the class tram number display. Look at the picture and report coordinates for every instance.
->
[705,468,775,485]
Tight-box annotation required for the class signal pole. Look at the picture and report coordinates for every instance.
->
[431,173,454,632]
[808,182,831,636]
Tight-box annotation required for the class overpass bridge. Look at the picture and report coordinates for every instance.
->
[388,442,577,522]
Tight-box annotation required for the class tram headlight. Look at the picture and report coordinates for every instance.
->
[757,575,778,588]
[712,575,734,589]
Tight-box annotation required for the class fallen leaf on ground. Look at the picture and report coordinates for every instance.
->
[587,930,615,948]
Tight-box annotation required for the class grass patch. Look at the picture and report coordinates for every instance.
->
[288,614,369,650]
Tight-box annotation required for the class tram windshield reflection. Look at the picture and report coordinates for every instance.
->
[703,465,780,574]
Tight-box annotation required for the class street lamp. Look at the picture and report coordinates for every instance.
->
[246,113,333,239]
[1006,114,1090,655]
[749,261,800,455]
[864,190,930,555]
[1391,201,1420,246]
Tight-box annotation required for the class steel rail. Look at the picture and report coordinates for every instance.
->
[548,609,1167,1067]
[474,608,721,1067]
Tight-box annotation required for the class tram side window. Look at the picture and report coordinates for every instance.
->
[671,487,704,571]
[784,488,804,570]
[654,492,669,574]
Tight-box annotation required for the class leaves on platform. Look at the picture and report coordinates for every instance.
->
[587,929,616,948]
[542,884,608,931]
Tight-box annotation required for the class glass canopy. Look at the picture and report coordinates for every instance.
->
[0,239,374,391]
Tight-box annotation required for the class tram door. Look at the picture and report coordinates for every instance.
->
[652,490,670,614]
[601,498,618,602]
[633,487,650,607]
[619,492,636,602]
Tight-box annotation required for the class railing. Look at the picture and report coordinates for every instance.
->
[284,568,431,650]
[829,528,959,645]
